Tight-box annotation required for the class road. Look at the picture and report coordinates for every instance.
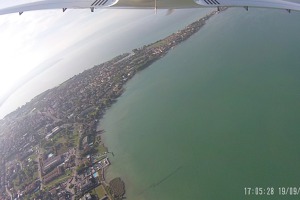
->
[5,186,13,200]
[37,148,44,190]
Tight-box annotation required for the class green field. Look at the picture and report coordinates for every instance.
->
[91,185,107,199]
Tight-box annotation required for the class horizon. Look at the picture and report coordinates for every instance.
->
[0,7,210,119]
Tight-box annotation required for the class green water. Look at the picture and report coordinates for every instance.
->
[101,8,300,200]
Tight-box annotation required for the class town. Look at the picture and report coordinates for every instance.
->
[0,8,227,200]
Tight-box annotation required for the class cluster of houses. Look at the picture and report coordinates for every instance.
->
[43,166,64,185]
[0,158,6,199]
[24,180,40,195]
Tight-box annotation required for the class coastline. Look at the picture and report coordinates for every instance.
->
[0,7,227,200]
[95,7,228,199]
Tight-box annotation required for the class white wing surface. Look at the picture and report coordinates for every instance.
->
[194,0,300,11]
[0,0,119,15]
[0,0,300,16]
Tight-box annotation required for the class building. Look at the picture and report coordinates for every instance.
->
[79,177,95,194]
[42,155,64,174]
[45,126,61,140]
[43,166,63,184]
[25,180,40,195]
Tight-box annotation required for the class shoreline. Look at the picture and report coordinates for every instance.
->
[0,7,227,200]
[95,7,228,199]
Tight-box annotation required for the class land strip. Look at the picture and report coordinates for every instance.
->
[0,7,227,200]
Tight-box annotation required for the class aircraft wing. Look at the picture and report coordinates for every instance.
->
[0,0,119,15]
[0,0,300,16]
[115,0,300,10]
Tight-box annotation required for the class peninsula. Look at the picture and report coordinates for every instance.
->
[0,8,227,200]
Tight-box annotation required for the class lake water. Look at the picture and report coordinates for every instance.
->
[101,8,300,200]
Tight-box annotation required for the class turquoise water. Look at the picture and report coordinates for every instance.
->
[101,8,300,200]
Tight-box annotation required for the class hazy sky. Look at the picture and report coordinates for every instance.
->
[0,2,158,102]
[0,3,159,118]
[0,6,124,99]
